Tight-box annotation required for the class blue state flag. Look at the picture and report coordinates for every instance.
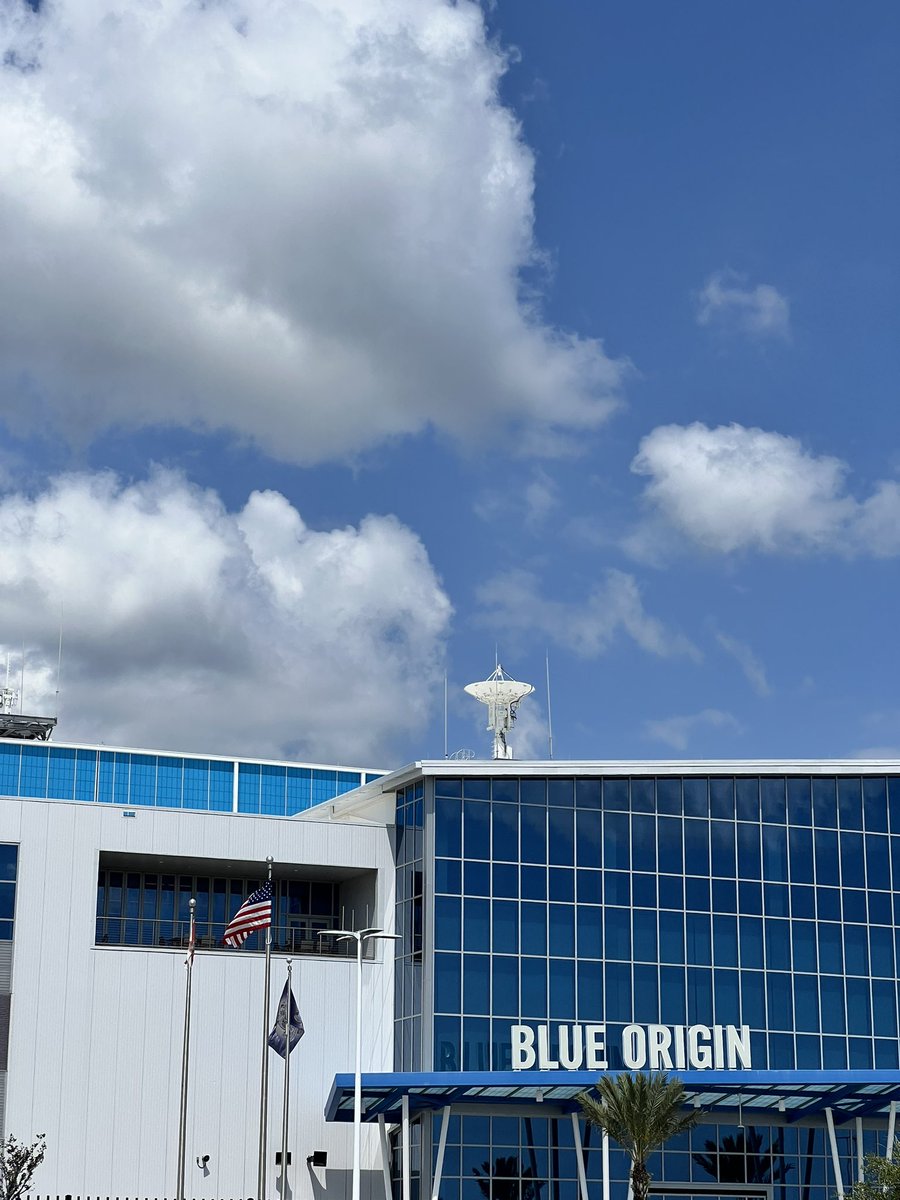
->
[268,977,304,1059]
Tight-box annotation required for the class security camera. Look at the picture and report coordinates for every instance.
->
[197,1155,210,1168]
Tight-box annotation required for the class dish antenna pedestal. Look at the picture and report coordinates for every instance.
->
[464,665,534,760]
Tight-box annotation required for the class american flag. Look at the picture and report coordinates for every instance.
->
[222,881,273,947]
[185,906,196,967]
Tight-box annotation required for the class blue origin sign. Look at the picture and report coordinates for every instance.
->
[510,1023,752,1070]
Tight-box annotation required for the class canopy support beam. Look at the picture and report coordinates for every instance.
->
[826,1107,845,1199]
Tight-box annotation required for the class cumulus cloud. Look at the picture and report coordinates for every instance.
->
[0,0,626,464]
[715,632,771,697]
[476,568,699,660]
[0,471,451,761]
[630,422,900,557]
[696,270,790,340]
[644,708,741,752]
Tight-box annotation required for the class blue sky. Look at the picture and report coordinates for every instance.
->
[0,0,897,765]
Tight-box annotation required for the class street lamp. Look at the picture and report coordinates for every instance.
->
[321,926,400,1200]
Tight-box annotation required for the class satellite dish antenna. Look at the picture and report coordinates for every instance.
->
[464,664,534,760]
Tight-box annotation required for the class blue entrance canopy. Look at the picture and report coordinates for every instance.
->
[325,1070,900,1125]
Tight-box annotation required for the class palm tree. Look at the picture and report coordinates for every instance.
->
[577,1073,698,1200]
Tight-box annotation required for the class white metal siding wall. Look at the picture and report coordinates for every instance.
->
[0,797,394,1200]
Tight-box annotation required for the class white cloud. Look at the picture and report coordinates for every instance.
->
[0,0,626,464]
[0,470,452,762]
[630,422,900,557]
[715,632,771,697]
[476,567,699,660]
[696,270,790,340]
[474,467,560,529]
[644,708,741,752]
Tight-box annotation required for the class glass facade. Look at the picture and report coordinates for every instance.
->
[392,770,900,1200]
[0,739,381,814]
[95,867,352,953]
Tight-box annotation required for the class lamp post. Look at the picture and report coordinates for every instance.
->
[321,926,399,1200]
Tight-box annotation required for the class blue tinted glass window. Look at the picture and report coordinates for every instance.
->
[822,1034,847,1068]
[761,778,786,823]
[710,822,735,877]
[791,885,815,919]
[714,968,739,1022]
[686,914,711,965]
[844,924,868,975]
[491,778,517,804]
[819,924,843,973]
[712,878,736,913]
[683,778,708,817]
[435,896,461,950]
[817,886,841,921]
[463,778,489,800]
[0,882,15,920]
[659,911,684,963]
[492,956,518,1016]
[604,778,629,811]
[492,804,517,862]
[435,777,461,798]
[787,777,812,824]
[575,777,601,808]
[630,778,654,812]
[548,868,574,902]
[463,954,490,1014]
[870,926,894,976]
[864,777,888,831]
[633,909,657,961]
[577,958,603,1014]
[519,777,545,805]
[521,806,546,863]
[492,863,516,897]
[631,815,656,872]
[740,970,765,1027]
[814,828,839,882]
[843,889,866,922]
[873,979,898,1038]
[435,859,461,894]
[521,866,546,900]
[129,754,156,806]
[764,883,789,917]
[792,920,817,972]
[605,871,630,906]
[659,966,686,1023]
[813,778,837,827]
[464,861,490,896]
[463,899,489,951]
[713,915,738,967]
[521,903,546,955]
[184,759,210,810]
[876,1038,899,1068]
[765,919,790,970]
[658,875,683,909]
[687,967,712,1023]
[788,826,814,883]
[547,808,574,865]
[436,798,462,857]
[521,957,546,1017]
[577,870,601,904]
[156,759,183,807]
[684,877,710,911]
[736,777,759,821]
[737,824,761,878]
[739,916,763,968]
[684,821,709,874]
[738,880,761,913]
[548,778,574,807]
[767,971,791,1027]
[846,977,871,1035]
[632,873,656,908]
[435,952,461,1012]
[762,826,787,881]
[434,1016,460,1069]
[549,904,575,956]
[576,906,602,958]
[0,845,17,880]
[866,834,890,886]
[462,1017,490,1069]
[838,777,863,829]
[575,809,601,868]
[286,767,311,814]
[604,909,630,960]
[794,974,820,1033]
[604,813,630,870]
[605,962,631,1021]
[656,777,681,815]
[709,778,734,820]
[549,958,576,1016]
[840,832,865,887]
[657,817,683,874]
[463,801,490,859]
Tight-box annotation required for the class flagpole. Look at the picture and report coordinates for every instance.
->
[176,898,196,1200]
[258,857,274,1200]
[280,958,292,1197]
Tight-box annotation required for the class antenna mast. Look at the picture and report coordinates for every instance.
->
[464,664,534,761]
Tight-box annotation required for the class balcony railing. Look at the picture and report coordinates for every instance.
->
[94,916,362,956]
